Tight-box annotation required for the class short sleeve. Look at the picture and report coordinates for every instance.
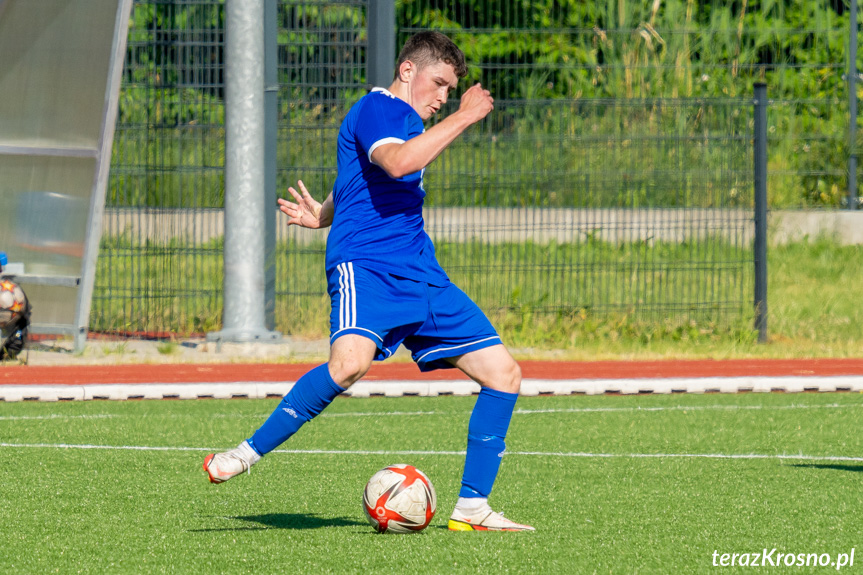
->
[354,91,414,163]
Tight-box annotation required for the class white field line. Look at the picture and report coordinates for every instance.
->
[514,402,863,415]
[0,414,118,421]
[1,403,860,423]
[321,411,437,418]
[154,402,863,418]
[1,442,862,463]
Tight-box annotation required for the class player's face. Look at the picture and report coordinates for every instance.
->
[409,61,458,120]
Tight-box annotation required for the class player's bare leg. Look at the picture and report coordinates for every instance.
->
[449,343,521,394]
[326,334,377,388]
[204,335,376,483]
[446,344,535,531]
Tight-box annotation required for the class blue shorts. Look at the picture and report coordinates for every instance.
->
[327,262,501,372]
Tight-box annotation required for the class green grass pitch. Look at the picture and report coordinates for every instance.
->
[1,392,862,573]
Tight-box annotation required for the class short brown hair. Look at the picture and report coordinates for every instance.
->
[395,31,468,79]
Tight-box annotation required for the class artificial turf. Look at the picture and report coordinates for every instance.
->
[1,391,861,573]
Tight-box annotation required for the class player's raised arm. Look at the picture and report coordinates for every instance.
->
[277,180,334,229]
[371,81,494,179]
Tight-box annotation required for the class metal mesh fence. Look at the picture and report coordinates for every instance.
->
[98,1,227,335]
[273,0,367,337]
[426,98,754,324]
[95,0,852,337]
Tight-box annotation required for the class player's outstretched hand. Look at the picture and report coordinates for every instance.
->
[458,83,494,125]
[278,180,324,228]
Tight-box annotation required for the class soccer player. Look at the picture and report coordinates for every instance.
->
[204,31,534,532]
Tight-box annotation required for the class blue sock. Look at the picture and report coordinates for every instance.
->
[459,387,518,499]
[247,364,345,455]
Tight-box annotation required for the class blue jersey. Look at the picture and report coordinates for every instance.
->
[325,88,449,286]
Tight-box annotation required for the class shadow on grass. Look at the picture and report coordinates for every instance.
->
[790,463,863,473]
[192,513,368,532]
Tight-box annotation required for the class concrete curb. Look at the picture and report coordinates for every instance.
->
[2,375,862,402]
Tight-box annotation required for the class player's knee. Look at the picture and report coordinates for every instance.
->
[505,360,522,394]
[328,334,377,388]
[495,358,522,394]
[328,355,372,388]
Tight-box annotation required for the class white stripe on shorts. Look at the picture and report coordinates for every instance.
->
[348,262,357,328]
[337,262,356,330]
[338,263,347,330]
[337,263,345,329]
[415,336,501,364]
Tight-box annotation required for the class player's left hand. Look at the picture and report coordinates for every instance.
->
[279,180,325,228]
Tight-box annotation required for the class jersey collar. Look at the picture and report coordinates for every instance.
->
[371,87,397,98]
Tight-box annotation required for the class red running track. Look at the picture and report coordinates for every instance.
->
[0,359,862,385]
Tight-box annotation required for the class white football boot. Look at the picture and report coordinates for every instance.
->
[448,502,535,532]
[203,440,261,484]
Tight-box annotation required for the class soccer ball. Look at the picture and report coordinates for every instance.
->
[362,464,437,533]
[0,279,27,331]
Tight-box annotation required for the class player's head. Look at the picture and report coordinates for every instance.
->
[392,32,468,119]
[394,31,468,80]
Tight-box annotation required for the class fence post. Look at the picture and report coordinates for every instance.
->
[753,83,768,343]
[208,0,281,344]
[850,0,859,210]
[367,0,395,88]
[264,0,278,330]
